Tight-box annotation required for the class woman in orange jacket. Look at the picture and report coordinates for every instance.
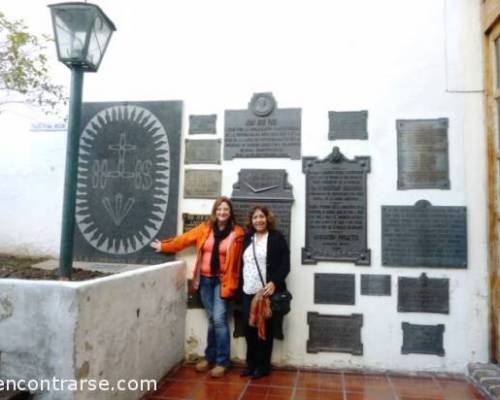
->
[151,196,245,378]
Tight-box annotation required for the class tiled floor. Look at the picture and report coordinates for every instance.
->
[143,364,487,400]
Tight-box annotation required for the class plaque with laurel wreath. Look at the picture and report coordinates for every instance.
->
[73,101,182,264]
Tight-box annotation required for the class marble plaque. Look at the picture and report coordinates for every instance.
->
[187,279,203,309]
[231,169,294,242]
[224,92,301,159]
[382,200,467,268]
[361,275,391,296]
[398,273,449,314]
[182,213,210,233]
[189,114,216,134]
[307,312,363,355]
[73,101,182,264]
[302,147,371,265]
[314,273,355,305]
[397,118,450,189]
[328,111,368,140]
[402,322,445,356]
[185,139,221,164]
[184,170,222,199]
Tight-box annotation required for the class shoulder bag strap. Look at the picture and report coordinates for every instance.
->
[252,235,266,288]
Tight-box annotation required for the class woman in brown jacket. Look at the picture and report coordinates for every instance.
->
[151,196,245,378]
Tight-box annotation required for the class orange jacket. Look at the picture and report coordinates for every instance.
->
[160,222,245,298]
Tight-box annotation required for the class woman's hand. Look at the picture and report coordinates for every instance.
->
[263,281,275,297]
[150,239,162,252]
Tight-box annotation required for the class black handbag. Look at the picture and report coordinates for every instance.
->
[252,236,292,316]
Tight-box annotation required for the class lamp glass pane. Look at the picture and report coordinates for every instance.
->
[53,7,93,61]
[86,14,112,69]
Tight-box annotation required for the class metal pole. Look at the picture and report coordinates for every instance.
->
[58,68,84,279]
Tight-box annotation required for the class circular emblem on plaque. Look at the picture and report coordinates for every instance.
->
[76,105,170,255]
[250,93,276,117]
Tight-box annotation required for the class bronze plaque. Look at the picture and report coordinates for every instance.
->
[402,322,445,356]
[302,147,371,265]
[328,111,368,140]
[361,275,391,296]
[382,200,467,268]
[184,170,222,199]
[182,213,210,233]
[397,118,450,189]
[189,114,216,134]
[314,273,355,305]
[398,273,449,314]
[224,92,301,159]
[185,139,221,164]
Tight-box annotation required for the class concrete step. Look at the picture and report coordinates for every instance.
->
[468,362,500,399]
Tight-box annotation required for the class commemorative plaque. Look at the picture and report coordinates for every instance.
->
[224,92,301,159]
[397,118,450,189]
[361,275,391,296]
[189,114,216,134]
[187,279,203,309]
[185,139,221,164]
[382,200,467,268]
[302,147,371,265]
[231,169,294,243]
[314,273,355,305]
[401,322,445,356]
[398,273,449,314]
[182,213,210,233]
[73,101,182,264]
[328,111,368,140]
[184,170,222,199]
[307,312,363,355]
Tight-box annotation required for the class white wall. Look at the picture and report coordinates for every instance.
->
[0,0,488,372]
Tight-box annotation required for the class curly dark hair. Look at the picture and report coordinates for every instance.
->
[246,204,277,231]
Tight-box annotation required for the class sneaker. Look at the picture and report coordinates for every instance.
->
[195,359,212,372]
[210,365,228,378]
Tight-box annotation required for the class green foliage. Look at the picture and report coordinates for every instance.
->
[0,11,66,114]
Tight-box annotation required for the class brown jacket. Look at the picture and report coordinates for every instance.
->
[160,222,245,298]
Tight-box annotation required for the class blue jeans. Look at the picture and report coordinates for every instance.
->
[199,276,230,366]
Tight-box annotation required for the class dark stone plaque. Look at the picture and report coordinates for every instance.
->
[398,273,449,314]
[361,275,391,296]
[307,312,363,355]
[401,322,445,356]
[184,170,222,199]
[187,279,203,309]
[397,118,450,189]
[185,139,221,164]
[182,213,210,233]
[382,200,467,268]
[224,92,301,159]
[314,273,355,305]
[328,111,368,140]
[73,101,182,264]
[302,147,371,265]
[231,169,294,243]
[189,114,216,134]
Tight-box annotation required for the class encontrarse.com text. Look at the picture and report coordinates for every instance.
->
[0,378,157,392]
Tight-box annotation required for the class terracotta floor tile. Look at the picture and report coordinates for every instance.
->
[293,388,344,400]
[438,380,487,399]
[296,371,343,391]
[154,380,201,398]
[346,390,397,400]
[167,365,210,381]
[344,373,390,392]
[390,376,443,398]
[192,381,245,400]
[249,370,298,387]
[242,385,294,400]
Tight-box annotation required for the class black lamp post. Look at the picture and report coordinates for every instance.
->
[49,2,116,278]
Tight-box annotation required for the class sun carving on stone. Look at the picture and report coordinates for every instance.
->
[76,105,170,255]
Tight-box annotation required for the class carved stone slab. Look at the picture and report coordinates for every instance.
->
[189,114,217,134]
[184,170,222,199]
[398,273,449,314]
[328,111,368,140]
[231,169,294,242]
[182,213,210,233]
[401,322,445,356]
[307,312,363,355]
[397,118,450,189]
[187,279,203,309]
[382,200,467,268]
[224,92,301,159]
[302,147,371,265]
[185,139,221,164]
[361,275,391,296]
[73,101,182,264]
[314,273,355,305]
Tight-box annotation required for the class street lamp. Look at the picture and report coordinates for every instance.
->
[48,2,116,278]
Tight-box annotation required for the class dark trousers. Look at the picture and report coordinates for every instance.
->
[242,293,273,372]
